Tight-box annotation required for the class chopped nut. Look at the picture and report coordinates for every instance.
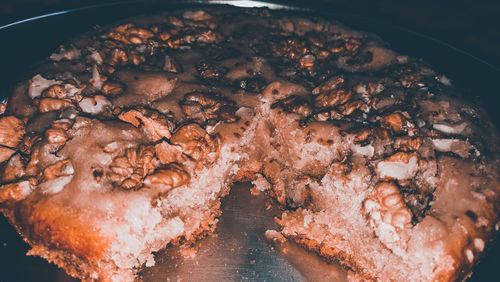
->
[0,116,25,148]
[181,91,238,124]
[42,84,82,100]
[380,112,407,133]
[101,81,125,96]
[0,146,16,163]
[78,95,112,115]
[195,30,221,44]
[128,51,145,66]
[28,74,61,99]
[338,100,369,116]
[155,141,183,164]
[394,137,422,152]
[473,238,485,252]
[107,48,128,66]
[314,89,352,109]
[118,108,174,141]
[196,61,228,84]
[464,249,474,263]
[43,159,74,181]
[271,95,313,117]
[1,153,25,182]
[49,47,81,61]
[45,128,68,146]
[363,181,413,255]
[352,128,372,145]
[298,54,315,71]
[0,102,6,115]
[312,75,344,95]
[377,152,418,180]
[432,122,468,135]
[0,180,34,204]
[90,65,106,89]
[170,123,220,165]
[126,27,154,39]
[38,98,73,113]
[144,164,190,189]
[108,146,158,190]
[265,230,287,244]
[183,10,212,21]
[431,138,471,158]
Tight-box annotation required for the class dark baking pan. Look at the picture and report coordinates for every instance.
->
[0,1,498,281]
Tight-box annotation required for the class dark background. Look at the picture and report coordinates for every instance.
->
[0,1,499,281]
[1,0,500,68]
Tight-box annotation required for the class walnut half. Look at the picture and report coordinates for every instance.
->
[363,181,413,255]
[108,146,158,190]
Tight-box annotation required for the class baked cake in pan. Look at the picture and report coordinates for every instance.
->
[0,6,498,281]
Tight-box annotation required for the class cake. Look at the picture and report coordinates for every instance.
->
[0,6,499,281]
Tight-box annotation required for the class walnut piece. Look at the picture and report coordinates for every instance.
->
[101,81,125,97]
[144,164,190,190]
[380,112,408,133]
[170,123,220,166]
[0,146,16,163]
[105,24,154,45]
[0,116,25,148]
[377,152,419,180]
[313,76,353,109]
[363,181,413,255]
[42,84,83,100]
[28,74,61,99]
[108,146,158,190]
[78,95,112,115]
[180,91,238,125]
[0,180,34,204]
[43,159,74,181]
[155,141,184,164]
[38,98,74,113]
[271,95,313,117]
[118,108,174,141]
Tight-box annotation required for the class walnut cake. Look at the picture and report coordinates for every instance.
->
[0,6,499,282]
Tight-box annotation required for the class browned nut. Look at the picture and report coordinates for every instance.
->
[101,81,125,96]
[155,141,183,164]
[180,91,238,124]
[364,181,412,230]
[108,146,158,190]
[312,76,345,95]
[43,159,73,180]
[394,137,422,152]
[107,48,128,66]
[314,89,352,109]
[271,95,313,117]
[0,116,25,148]
[45,128,68,146]
[0,146,16,163]
[118,108,174,141]
[38,98,73,113]
[380,112,407,133]
[145,164,190,189]
[170,123,220,165]
[0,180,34,204]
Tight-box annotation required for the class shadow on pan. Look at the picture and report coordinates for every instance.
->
[0,1,498,281]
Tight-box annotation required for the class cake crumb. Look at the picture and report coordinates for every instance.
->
[179,245,198,259]
[265,230,287,244]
